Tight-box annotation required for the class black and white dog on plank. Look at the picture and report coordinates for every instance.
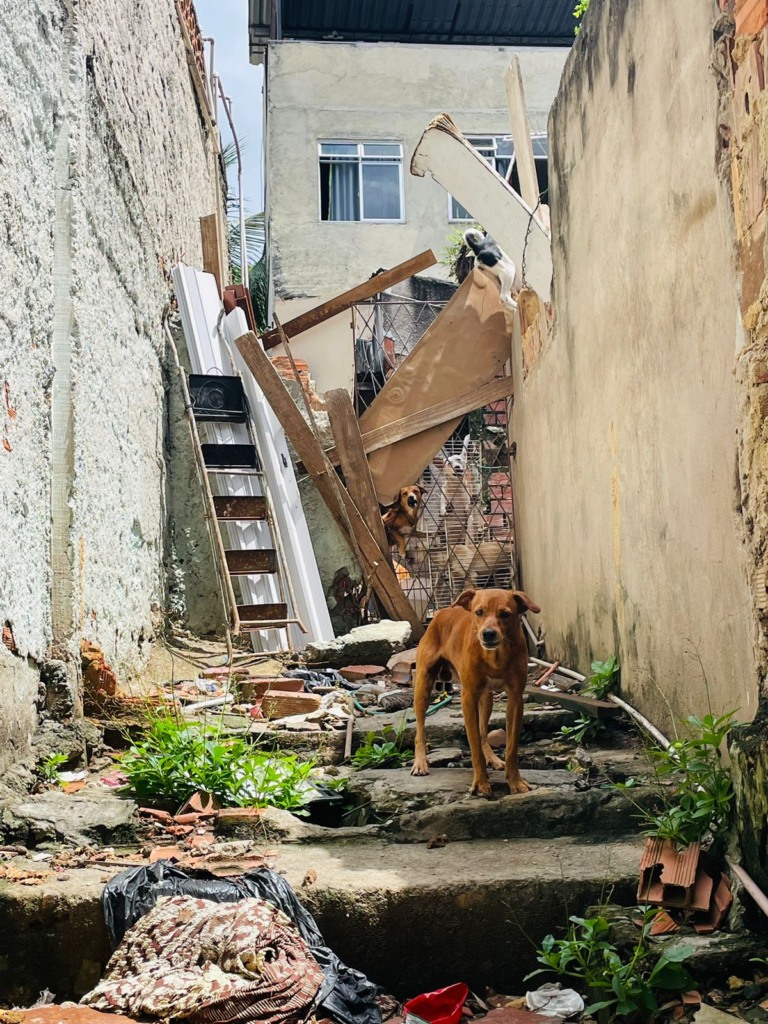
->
[464,229,518,312]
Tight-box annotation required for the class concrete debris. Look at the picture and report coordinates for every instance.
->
[304,620,413,668]
[1,789,137,848]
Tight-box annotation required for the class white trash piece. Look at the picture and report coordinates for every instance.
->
[526,982,585,1018]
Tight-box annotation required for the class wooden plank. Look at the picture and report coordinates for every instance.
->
[225,549,277,575]
[238,603,288,622]
[235,331,425,638]
[317,376,514,470]
[260,250,437,349]
[504,56,540,212]
[524,686,621,719]
[213,495,267,520]
[359,273,513,505]
[325,388,392,564]
[200,214,224,297]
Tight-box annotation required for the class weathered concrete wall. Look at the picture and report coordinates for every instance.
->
[719,0,768,890]
[0,0,223,764]
[510,0,759,733]
[267,40,568,299]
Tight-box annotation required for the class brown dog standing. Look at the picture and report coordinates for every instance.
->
[382,485,425,557]
[411,588,540,797]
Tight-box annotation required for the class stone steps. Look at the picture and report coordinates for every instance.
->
[0,835,645,1003]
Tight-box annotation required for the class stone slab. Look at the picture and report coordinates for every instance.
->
[0,789,137,847]
[305,621,412,668]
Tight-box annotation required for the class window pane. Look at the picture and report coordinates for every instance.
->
[496,137,514,158]
[362,161,401,219]
[495,156,512,180]
[470,137,495,148]
[320,142,358,156]
[450,196,472,220]
[363,143,401,157]
[532,135,548,157]
[326,160,359,221]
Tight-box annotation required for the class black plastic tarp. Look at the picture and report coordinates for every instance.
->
[102,861,381,1024]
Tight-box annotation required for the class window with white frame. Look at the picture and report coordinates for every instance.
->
[319,141,404,222]
[448,134,549,221]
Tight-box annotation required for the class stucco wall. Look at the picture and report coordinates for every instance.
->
[267,40,568,299]
[510,0,759,732]
[0,0,223,763]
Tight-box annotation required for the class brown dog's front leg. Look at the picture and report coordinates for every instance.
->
[505,691,530,794]
[410,661,433,777]
[463,685,493,798]
[479,690,504,770]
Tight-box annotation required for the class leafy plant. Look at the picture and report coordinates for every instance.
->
[352,723,413,769]
[574,0,591,32]
[221,142,268,331]
[38,752,68,783]
[560,712,603,746]
[583,656,620,699]
[120,712,317,813]
[527,910,693,1022]
[618,711,737,845]
[440,223,481,283]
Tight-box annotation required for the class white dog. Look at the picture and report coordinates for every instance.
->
[464,229,518,312]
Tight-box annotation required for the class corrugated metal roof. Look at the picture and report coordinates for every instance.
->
[272,0,577,46]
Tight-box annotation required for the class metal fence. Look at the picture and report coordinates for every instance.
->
[352,293,516,621]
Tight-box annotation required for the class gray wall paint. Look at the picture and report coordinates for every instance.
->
[267,40,568,298]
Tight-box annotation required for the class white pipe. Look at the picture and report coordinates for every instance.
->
[529,656,585,682]
[607,693,671,750]
[726,858,768,921]
[203,37,216,118]
[217,78,248,290]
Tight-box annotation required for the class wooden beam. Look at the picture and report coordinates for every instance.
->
[326,388,392,565]
[261,250,437,349]
[524,686,621,719]
[316,375,514,471]
[504,56,540,212]
[200,214,225,297]
[235,331,425,638]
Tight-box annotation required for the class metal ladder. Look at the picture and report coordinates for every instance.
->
[168,327,305,644]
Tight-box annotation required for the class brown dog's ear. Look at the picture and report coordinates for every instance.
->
[513,591,541,615]
[414,485,425,496]
[453,589,476,611]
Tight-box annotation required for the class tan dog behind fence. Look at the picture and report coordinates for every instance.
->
[411,587,540,797]
[382,485,425,557]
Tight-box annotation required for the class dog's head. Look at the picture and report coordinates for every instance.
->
[399,485,424,511]
[453,587,540,652]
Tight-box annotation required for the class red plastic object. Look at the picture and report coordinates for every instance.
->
[403,984,469,1024]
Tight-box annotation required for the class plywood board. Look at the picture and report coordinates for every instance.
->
[411,113,552,300]
[359,270,512,505]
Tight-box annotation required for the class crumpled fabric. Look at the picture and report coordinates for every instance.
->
[101,862,381,1024]
[82,894,324,1024]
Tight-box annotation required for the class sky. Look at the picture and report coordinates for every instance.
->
[194,0,265,213]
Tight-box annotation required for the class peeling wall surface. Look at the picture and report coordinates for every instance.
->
[267,40,569,299]
[510,0,759,734]
[720,0,768,890]
[0,0,223,764]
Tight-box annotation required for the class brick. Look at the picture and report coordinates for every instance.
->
[739,125,766,232]
[740,212,767,317]
[733,38,764,131]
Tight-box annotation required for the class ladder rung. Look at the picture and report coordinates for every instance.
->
[206,467,265,477]
[202,443,258,469]
[213,496,267,521]
[237,603,288,622]
[226,549,277,575]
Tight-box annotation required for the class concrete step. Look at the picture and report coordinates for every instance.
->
[344,766,659,841]
[0,789,137,848]
[0,835,644,1004]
